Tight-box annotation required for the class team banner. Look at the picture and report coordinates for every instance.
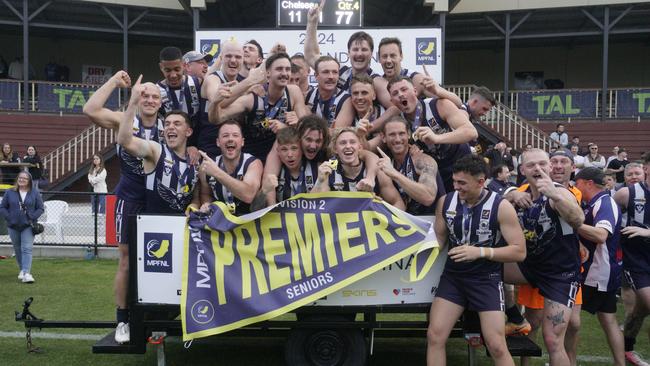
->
[517,90,598,119]
[181,192,438,340]
[616,88,650,118]
[37,83,119,113]
[0,81,19,110]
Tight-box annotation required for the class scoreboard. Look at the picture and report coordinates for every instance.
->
[278,0,362,27]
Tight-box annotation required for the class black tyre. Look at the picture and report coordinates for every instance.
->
[285,319,366,366]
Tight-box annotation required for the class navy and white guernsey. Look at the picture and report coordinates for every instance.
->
[389,152,444,215]
[622,182,650,273]
[328,162,380,194]
[581,190,621,292]
[383,68,419,79]
[442,190,504,274]
[244,86,292,161]
[212,70,245,84]
[157,76,202,120]
[519,184,581,281]
[207,153,258,216]
[144,144,198,214]
[337,66,378,92]
[276,159,319,201]
[305,88,350,127]
[115,116,165,203]
[353,103,385,127]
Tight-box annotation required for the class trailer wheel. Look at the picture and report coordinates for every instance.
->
[285,322,366,366]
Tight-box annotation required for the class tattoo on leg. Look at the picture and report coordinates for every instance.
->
[547,310,565,328]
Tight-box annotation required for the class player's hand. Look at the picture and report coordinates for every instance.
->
[270,43,287,55]
[215,80,236,103]
[129,75,145,104]
[448,244,481,262]
[112,70,131,89]
[509,190,533,209]
[308,0,324,24]
[317,160,334,181]
[199,202,212,213]
[248,64,267,85]
[621,226,650,239]
[285,111,299,126]
[198,150,218,176]
[579,242,589,264]
[247,84,266,98]
[187,146,200,166]
[261,174,279,194]
[269,119,286,133]
[356,109,372,135]
[420,65,440,95]
[355,178,375,192]
[414,126,437,145]
[376,147,397,179]
[536,170,560,200]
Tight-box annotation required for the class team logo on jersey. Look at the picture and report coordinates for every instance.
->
[144,232,173,273]
[416,38,437,65]
[200,39,221,65]
[305,176,314,187]
[636,203,645,213]
[481,209,490,219]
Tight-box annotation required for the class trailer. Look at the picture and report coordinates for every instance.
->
[16,214,541,365]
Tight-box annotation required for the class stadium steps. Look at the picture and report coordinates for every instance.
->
[536,120,650,159]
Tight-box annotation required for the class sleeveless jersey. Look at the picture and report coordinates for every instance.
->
[157,76,201,120]
[518,183,580,280]
[328,162,380,194]
[581,190,621,291]
[622,182,650,272]
[115,116,165,202]
[244,86,293,161]
[276,159,319,201]
[383,68,419,79]
[305,88,350,127]
[144,144,198,214]
[212,70,245,84]
[442,190,504,274]
[338,66,378,92]
[208,153,258,216]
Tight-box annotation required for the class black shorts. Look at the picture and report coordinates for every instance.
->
[518,263,579,308]
[581,285,617,314]
[434,271,505,312]
[624,270,650,291]
[621,270,632,289]
[115,198,144,245]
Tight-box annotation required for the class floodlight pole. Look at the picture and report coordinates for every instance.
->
[23,0,28,113]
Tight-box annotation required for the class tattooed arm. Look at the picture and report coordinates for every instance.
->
[378,150,437,206]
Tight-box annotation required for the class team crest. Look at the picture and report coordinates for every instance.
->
[333,182,345,191]
[636,203,645,213]
[481,210,490,219]
[306,175,314,186]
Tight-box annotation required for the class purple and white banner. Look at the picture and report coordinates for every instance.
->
[181,192,438,340]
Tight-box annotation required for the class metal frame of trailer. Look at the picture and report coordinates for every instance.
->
[15,215,541,365]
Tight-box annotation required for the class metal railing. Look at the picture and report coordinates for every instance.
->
[0,192,111,252]
[42,124,116,184]
[447,85,554,151]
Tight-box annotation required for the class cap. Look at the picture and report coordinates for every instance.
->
[182,51,213,64]
[549,149,574,160]
[574,167,605,185]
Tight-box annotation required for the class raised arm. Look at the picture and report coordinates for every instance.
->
[537,170,584,228]
[117,76,159,160]
[376,169,406,210]
[303,3,322,69]
[83,70,130,129]
[373,77,393,109]
[415,98,478,146]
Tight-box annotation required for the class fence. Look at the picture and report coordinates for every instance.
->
[0,191,113,254]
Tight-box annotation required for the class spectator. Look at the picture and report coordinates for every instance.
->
[550,123,569,148]
[572,136,587,156]
[0,142,20,184]
[44,60,59,81]
[8,57,22,80]
[22,145,42,190]
[487,164,514,195]
[0,171,44,283]
[606,148,629,184]
[570,144,585,175]
[604,173,617,194]
[87,154,107,214]
[606,146,620,166]
[486,142,514,170]
[583,144,606,170]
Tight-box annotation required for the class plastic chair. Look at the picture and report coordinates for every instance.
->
[40,200,69,243]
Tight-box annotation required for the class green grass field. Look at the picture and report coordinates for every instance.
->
[1,257,649,365]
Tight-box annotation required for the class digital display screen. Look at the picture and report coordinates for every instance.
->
[278,0,362,27]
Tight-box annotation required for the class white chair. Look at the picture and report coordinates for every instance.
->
[40,200,69,243]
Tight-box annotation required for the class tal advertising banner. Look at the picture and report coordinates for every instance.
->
[37,83,118,113]
[616,89,650,118]
[180,192,438,340]
[517,90,598,119]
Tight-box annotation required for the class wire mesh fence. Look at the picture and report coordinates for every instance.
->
[0,191,111,249]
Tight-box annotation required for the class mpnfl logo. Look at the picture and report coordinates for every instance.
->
[416,38,437,65]
[200,39,221,65]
